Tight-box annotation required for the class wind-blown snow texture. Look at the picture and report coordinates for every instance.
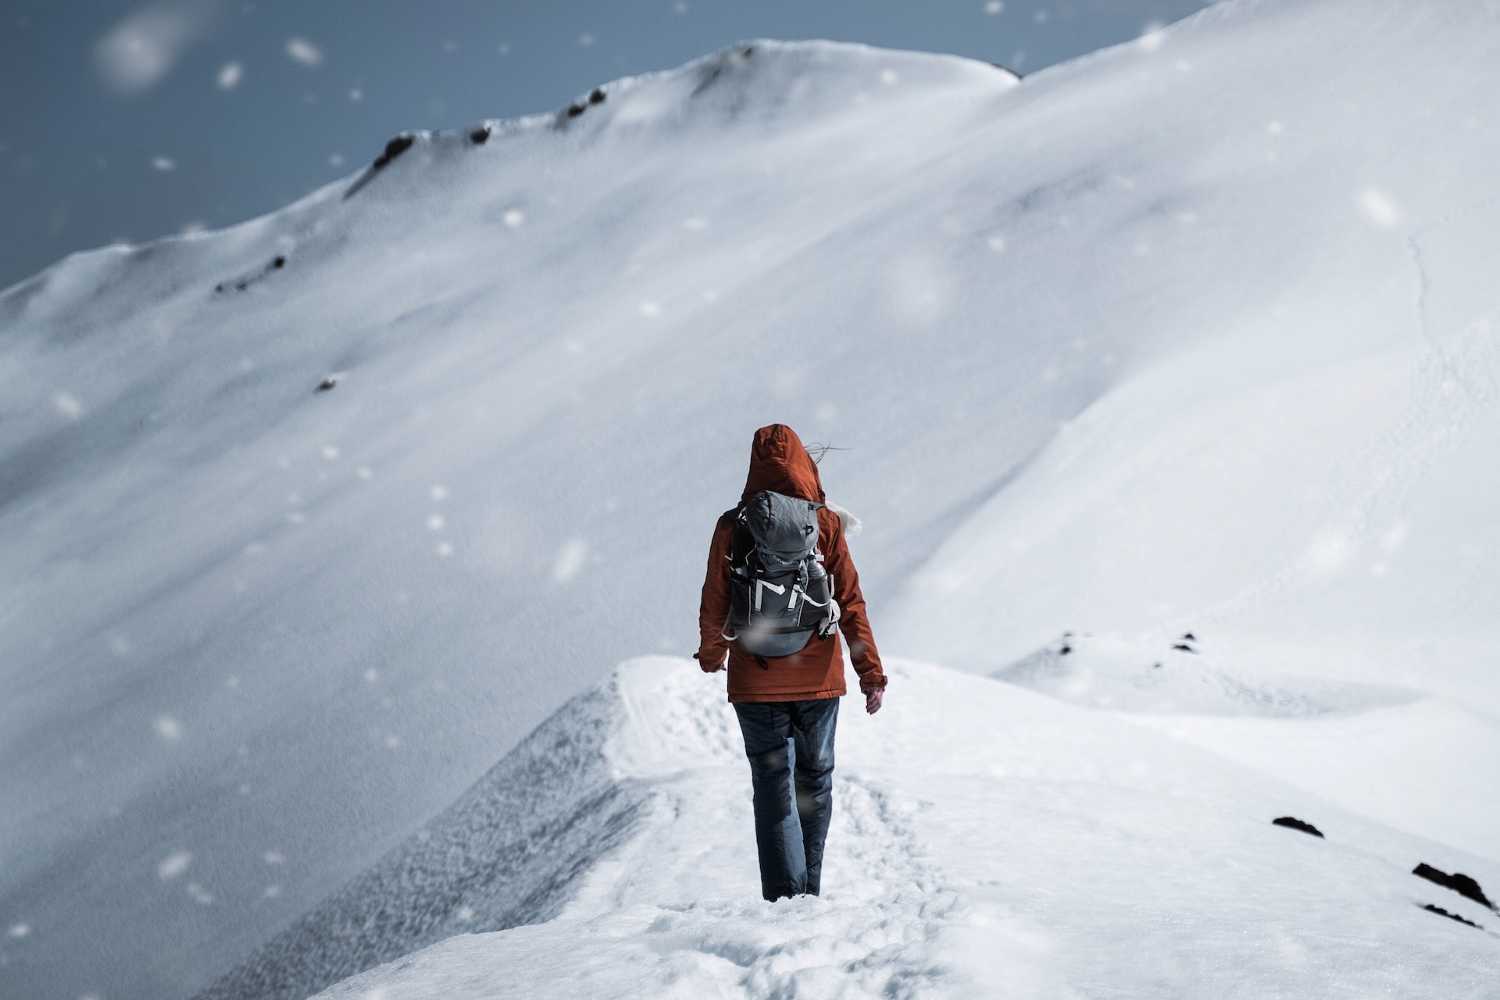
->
[3,0,1499,997]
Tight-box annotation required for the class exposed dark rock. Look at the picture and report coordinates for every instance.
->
[1171,642,1196,653]
[1413,863,1496,911]
[344,133,419,199]
[1421,903,1483,929]
[316,377,338,393]
[373,134,416,170]
[1059,643,1072,656]
[1151,661,1162,670]
[1181,631,1197,642]
[1271,816,1324,838]
[588,87,606,105]
[741,45,754,58]
[469,126,491,145]
[566,102,587,119]
[214,254,289,295]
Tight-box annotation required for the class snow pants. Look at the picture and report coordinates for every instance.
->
[732,697,840,902]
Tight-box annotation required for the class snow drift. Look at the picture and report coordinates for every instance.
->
[263,659,1500,998]
[3,0,1500,996]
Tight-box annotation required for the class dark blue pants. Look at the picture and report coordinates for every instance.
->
[732,697,839,902]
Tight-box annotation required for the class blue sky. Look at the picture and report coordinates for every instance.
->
[0,0,1213,291]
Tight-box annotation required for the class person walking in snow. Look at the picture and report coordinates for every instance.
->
[695,423,887,902]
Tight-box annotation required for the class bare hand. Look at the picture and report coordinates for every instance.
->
[864,688,884,715]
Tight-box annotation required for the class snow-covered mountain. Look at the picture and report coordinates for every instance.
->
[3,0,1499,997]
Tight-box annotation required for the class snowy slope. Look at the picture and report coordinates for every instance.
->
[4,0,1500,996]
[304,658,1499,1000]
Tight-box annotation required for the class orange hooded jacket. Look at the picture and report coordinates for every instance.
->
[696,424,887,703]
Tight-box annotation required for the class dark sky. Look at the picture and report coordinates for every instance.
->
[0,0,1213,292]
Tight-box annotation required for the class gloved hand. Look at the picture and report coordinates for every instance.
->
[693,651,726,673]
[817,599,841,639]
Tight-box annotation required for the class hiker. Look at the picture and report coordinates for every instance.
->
[695,423,887,902]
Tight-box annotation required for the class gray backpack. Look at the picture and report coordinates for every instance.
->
[723,490,837,660]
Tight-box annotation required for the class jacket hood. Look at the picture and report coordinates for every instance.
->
[741,423,825,504]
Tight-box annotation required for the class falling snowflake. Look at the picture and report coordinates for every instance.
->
[363,668,379,684]
[186,882,214,905]
[673,1,690,13]
[264,850,286,865]
[986,234,1007,253]
[6,922,29,939]
[1137,21,1167,52]
[638,300,662,319]
[355,465,374,480]
[286,37,323,67]
[498,42,511,56]
[52,391,84,419]
[151,156,176,172]
[263,884,283,899]
[1303,527,1356,575]
[157,850,192,880]
[1358,187,1402,228]
[95,4,212,94]
[503,208,525,228]
[553,538,589,583]
[435,541,454,558]
[1267,120,1285,136]
[430,484,450,501]
[577,33,596,47]
[154,714,183,742]
[329,153,345,168]
[383,734,402,749]
[348,87,364,102]
[681,216,708,231]
[427,513,446,531]
[217,62,242,89]
[983,1,1004,13]
[880,69,899,86]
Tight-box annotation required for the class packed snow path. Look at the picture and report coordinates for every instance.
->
[303,659,1497,1000]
